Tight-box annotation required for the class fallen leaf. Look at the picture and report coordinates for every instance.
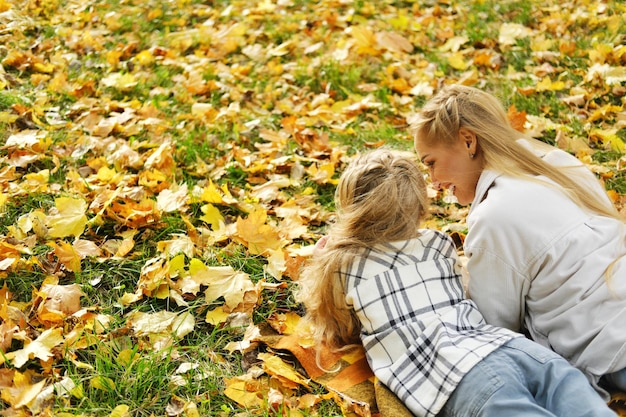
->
[47,197,89,238]
[10,328,64,368]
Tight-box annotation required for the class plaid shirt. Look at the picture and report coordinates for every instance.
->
[342,229,519,417]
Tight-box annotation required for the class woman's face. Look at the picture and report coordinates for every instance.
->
[415,130,484,205]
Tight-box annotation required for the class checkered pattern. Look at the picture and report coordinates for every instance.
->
[342,229,519,417]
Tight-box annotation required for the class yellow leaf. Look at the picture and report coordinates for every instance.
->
[96,166,119,183]
[498,22,532,46]
[90,376,116,392]
[119,291,142,306]
[264,248,286,280]
[168,253,186,277]
[135,50,155,66]
[157,235,195,258]
[0,111,18,123]
[199,204,225,230]
[0,371,46,408]
[588,104,623,122]
[267,311,302,335]
[117,349,138,367]
[590,129,625,152]
[224,376,266,408]
[23,170,50,189]
[101,73,138,91]
[348,25,379,55]
[258,352,310,389]
[128,310,194,339]
[184,401,200,417]
[307,162,338,185]
[447,52,469,70]
[115,233,136,257]
[439,36,469,53]
[199,180,236,204]
[137,257,169,298]
[376,31,413,54]
[109,405,129,417]
[73,239,102,258]
[171,311,195,339]
[536,77,566,92]
[205,306,230,325]
[47,197,88,238]
[33,62,55,74]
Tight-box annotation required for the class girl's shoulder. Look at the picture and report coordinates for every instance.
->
[380,230,457,260]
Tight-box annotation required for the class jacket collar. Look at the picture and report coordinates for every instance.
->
[468,169,499,217]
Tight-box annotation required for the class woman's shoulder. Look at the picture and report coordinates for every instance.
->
[476,175,570,223]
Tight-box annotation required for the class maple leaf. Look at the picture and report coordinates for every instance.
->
[48,241,82,272]
[39,283,83,315]
[188,259,259,312]
[507,105,527,132]
[199,180,237,205]
[235,209,285,255]
[108,198,160,229]
[46,197,89,238]
[0,371,47,410]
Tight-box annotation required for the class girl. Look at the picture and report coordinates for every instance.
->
[296,148,616,417]
[412,85,626,398]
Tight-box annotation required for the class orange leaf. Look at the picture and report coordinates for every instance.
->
[235,210,284,255]
[49,241,82,272]
[507,105,527,132]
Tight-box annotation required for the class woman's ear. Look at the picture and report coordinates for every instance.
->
[459,128,478,156]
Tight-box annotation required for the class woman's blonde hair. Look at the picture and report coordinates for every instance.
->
[296,148,429,350]
[412,84,620,220]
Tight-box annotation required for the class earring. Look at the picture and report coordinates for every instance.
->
[469,153,475,159]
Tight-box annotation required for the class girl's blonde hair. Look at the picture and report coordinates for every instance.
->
[412,84,621,220]
[296,149,429,350]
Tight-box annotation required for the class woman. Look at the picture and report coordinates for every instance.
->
[296,148,616,417]
[412,84,626,398]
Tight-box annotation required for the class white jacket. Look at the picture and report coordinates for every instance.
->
[466,141,626,393]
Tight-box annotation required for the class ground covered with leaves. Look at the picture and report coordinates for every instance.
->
[0,0,625,416]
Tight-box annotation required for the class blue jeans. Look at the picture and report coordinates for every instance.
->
[440,337,616,417]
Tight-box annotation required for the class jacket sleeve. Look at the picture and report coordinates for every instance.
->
[466,248,530,333]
